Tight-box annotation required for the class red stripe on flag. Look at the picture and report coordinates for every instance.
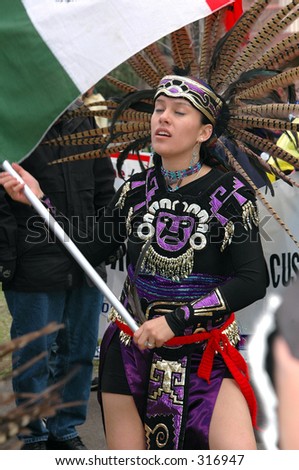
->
[224,0,243,31]
[206,0,234,11]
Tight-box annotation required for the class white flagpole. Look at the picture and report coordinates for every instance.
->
[2,160,138,333]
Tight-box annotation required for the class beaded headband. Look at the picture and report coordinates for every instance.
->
[154,75,223,126]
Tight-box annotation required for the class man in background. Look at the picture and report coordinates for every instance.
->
[0,97,115,450]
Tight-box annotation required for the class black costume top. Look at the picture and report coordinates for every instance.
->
[74,161,267,333]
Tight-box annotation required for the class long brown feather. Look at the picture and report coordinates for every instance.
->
[49,149,110,165]
[128,54,161,88]
[49,138,150,165]
[63,105,115,119]
[229,116,299,133]
[43,127,111,146]
[200,9,227,81]
[104,75,138,94]
[64,108,117,120]
[143,43,172,77]
[230,103,299,120]
[43,120,151,147]
[170,26,197,72]
[199,14,217,79]
[230,128,299,168]
[236,67,299,101]
[224,1,299,84]
[250,33,299,71]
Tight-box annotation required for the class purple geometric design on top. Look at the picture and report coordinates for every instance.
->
[233,177,245,190]
[181,305,191,320]
[134,169,158,212]
[209,185,228,226]
[209,177,249,226]
[131,180,145,189]
[233,177,247,205]
[193,290,220,310]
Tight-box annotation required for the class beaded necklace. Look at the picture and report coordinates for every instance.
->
[161,160,202,191]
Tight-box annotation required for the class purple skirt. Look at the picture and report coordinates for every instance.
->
[98,322,229,450]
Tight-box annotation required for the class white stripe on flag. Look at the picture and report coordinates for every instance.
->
[23,0,232,94]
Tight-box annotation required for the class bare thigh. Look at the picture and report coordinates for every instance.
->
[101,392,146,450]
[274,335,299,449]
[209,378,257,450]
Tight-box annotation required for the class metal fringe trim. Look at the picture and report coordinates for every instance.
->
[221,221,234,252]
[222,320,240,348]
[115,182,130,209]
[242,201,259,230]
[141,245,194,281]
[221,201,259,252]
[126,206,133,235]
[108,307,132,345]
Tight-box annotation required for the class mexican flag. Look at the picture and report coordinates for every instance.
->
[0,0,234,164]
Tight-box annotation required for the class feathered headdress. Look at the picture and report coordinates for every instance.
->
[43,0,299,244]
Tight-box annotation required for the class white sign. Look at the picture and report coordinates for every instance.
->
[237,172,299,354]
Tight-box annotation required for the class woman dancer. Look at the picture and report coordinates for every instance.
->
[0,73,268,450]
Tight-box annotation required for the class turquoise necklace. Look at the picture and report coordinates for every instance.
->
[161,160,202,192]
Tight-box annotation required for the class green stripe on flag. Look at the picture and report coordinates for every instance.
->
[0,0,79,163]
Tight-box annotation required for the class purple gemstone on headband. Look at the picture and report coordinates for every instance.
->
[169,87,180,94]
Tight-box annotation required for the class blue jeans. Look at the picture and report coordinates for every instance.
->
[5,281,103,444]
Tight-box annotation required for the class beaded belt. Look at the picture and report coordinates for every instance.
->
[110,309,258,427]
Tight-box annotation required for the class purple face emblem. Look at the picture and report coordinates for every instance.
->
[155,211,195,251]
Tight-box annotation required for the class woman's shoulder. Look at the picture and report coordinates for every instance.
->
[210,169,255,196]
[113,167,152,208]
[205,169,258,222]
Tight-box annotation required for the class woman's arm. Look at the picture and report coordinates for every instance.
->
[165,216,268,336]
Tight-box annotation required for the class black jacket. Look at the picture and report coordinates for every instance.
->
[0,110,115,291]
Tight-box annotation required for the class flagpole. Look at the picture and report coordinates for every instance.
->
[1,160,138,333]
